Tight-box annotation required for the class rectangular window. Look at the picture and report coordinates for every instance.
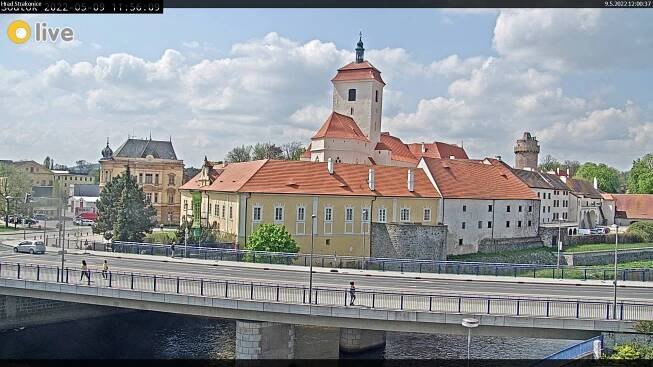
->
[222,205,226,218]
[214,203,218,216]
[488,221,492,228]
[423,208,431,221]
[488,205,493,212]
[537,192,540,198]
[274,207,284,222]
[138,173,143,184]
[400,208,410,222]
[478,221,482,229]
[529,205,532,212]
[345,207,354,222]
[253,206,262,222]
[462,205,467,212]
[168,193,174,204]
[154,193,158,203]
[528,220,532,227]
[519,205,523,212]
[296,207,305,222]
[548,206,551,213]
[362,208,370,222]
[375,90,379,102]
[458,239,463,246]
[145,174,153,184]
[506,205,511,212]
[229,206,233,219]
[461,222,466,229]
[543,206,546,213]
[378,208,387,223]
[146,193,152,203]
[183,200,188,210]
[155,174,159,185]
[325,207,333,222]
[168,175,175,185]
[348,88,356,101]
[506,221,510,228]
[518,220,522,228]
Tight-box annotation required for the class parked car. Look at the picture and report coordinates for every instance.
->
[23,218,37,226]
[590,227,610,234]
[80,219,95,226]
[33,214,48,221]
[14,240,46,254]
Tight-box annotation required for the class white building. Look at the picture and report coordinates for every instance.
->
[301,35,468,167]
[419,157,540,255]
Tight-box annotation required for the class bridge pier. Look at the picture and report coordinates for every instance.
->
[340,328,386,353]
[235,321,384,359]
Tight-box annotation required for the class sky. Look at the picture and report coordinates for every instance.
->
[0,9,651,170]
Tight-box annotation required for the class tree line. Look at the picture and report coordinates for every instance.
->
[225,141,306,163]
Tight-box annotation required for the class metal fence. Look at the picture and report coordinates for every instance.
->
[531,335,603,366]
[103,241,653,283]
[1,261,652,322]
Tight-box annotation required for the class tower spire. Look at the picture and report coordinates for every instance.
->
[355,31,364,63]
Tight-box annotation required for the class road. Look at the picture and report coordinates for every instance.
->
[0,244,651,303]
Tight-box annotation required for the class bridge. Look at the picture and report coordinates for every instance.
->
[0,242,651,358]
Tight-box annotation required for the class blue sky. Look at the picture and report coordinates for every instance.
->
[1,9,651,170]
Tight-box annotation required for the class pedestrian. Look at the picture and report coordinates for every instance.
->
[101,260,108,279]
[84,239,88,248]
[349,281,356,306]
[171,244,176,258]
[80,260,90,283]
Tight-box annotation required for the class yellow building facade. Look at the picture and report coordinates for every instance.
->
[180,159,440,257]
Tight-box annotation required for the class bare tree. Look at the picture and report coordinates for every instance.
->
[251,142,283,160]
[282,141,306,161]
[225,145,252,163]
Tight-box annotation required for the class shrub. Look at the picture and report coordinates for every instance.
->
[627,222,653,242]
[245,224,299,264]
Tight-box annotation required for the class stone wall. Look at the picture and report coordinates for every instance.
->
[477,237,544,254]
[235,320,294,359]
[339,328,386,353]
[563,248,653,266]
[539,226,571,248]
[0,295,126,330]
[371,223,447,260]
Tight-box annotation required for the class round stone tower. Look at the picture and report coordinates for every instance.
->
[514,132,540,170]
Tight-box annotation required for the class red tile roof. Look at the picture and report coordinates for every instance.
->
[407,142,469,160]
[301,144,311,159]
[613,194,653,220]
[331,61,385,85]
[374,142,391,151]
[311,112,369,142]
[421,157,539,200]
[182,159,439,198]
[379,133,418,164]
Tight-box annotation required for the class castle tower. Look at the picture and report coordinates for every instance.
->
[330,33,385,145]
[514,132,540,170]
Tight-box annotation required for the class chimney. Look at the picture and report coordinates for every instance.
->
[593,177,598,190]
[560,175,567,183]
[368,169,375,191]
[421,143,426,153]
[556,167,560,175]
[327,157,334,175]
[407,169,415,192]
[566,168,570,176]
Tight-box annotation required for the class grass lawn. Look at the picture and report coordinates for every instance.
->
[563,242,653,253]
[448,246,558,265]
[145,231,177,244]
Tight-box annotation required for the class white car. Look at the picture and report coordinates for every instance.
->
[80,219,95,226]
[14,240,46,254]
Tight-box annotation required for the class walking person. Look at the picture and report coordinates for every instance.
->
[349,281,356,306]
[171,244,176,258]
[80,260,91,283]
[101,260,108,279]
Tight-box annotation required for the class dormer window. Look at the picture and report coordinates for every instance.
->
[348,89,356,101]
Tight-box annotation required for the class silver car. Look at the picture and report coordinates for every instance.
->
[14,240,46,254]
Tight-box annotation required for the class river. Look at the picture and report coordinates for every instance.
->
[0,311,578,359]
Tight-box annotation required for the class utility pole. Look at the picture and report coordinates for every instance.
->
[1,177,8,228]
[556,218,562,270]
[309,214,316,304]
[613,223,619,319]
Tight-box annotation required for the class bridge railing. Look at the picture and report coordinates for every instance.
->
[1,260,652,322]
[101,241,653,283]
[531,335,603,366]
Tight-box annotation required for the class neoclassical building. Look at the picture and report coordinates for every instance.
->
[301,36,468,167]
[99,138,184,225]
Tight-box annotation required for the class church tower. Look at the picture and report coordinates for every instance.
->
[330,33,385,145]
[514,132,540,170]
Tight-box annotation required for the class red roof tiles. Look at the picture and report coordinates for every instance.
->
[182,159,439,198]
[379,133,418,164]
[407,142,468,160]
[421,157,539,200]
[312,112,369,142]
[613,194,653,220]
[331,61,385,85]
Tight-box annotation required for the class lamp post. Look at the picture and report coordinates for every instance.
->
[462,318,479,364]
[556,218,562,270]
[309,214,316,304]
[613,223,619,319]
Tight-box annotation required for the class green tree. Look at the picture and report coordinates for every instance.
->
[627,153,653,194]
[246,223,299,253]
[0,163,31,224]
[226,145,252,163]
[574,162,622,193]
[174,220,219,245]
[282,141,307,161]
[95,167,156,241]
[563,160,581,176]
[251,142,283,160]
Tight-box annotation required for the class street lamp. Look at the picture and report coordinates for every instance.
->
[612,223,619,319]
[556,218,562,270]
[309,213,316,304]
[462,318,479,364]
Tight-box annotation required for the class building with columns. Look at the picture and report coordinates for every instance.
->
[301,35,467,167]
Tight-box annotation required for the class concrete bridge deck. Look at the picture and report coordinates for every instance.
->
[0,260,650,340]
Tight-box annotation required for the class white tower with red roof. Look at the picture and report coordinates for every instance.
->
[331,33,385,145]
